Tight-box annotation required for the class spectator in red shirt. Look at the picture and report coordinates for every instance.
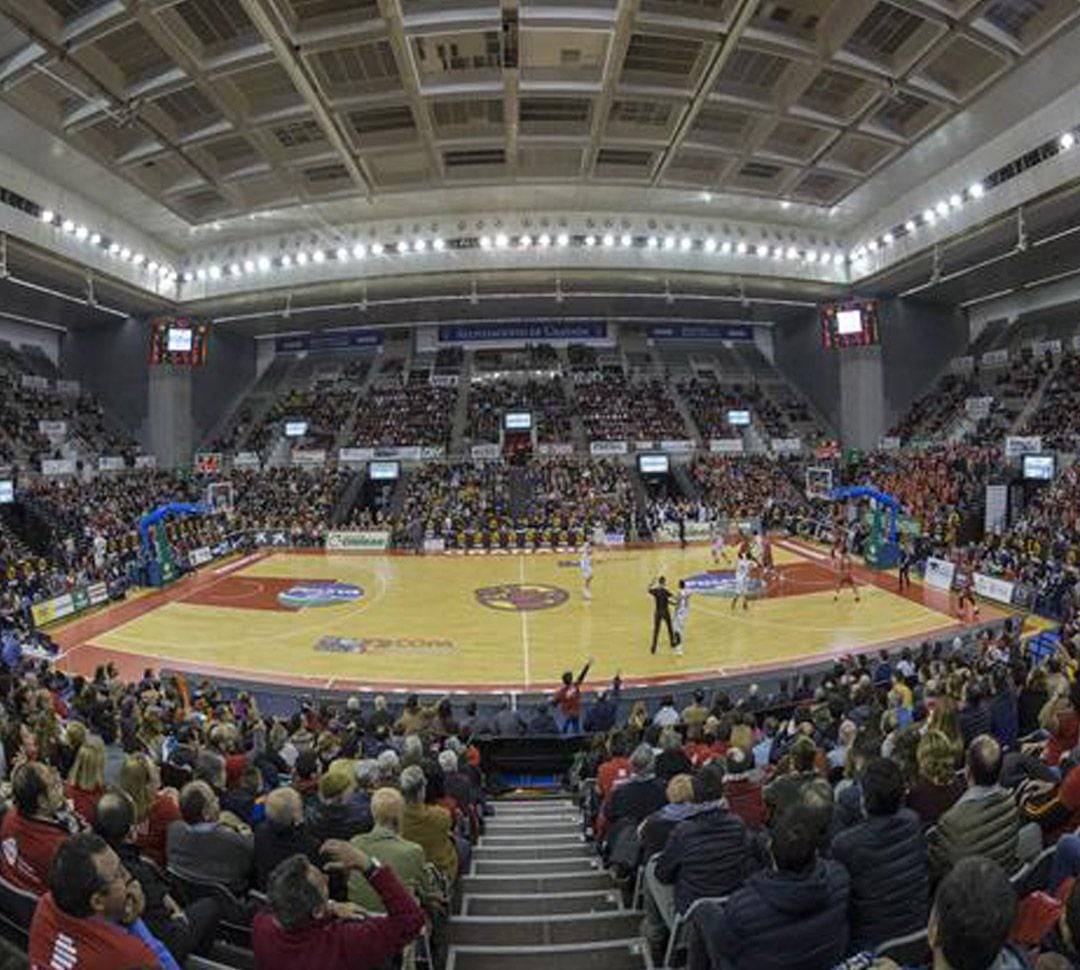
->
[722,748,766,831]
[118,753,181,869]
[65,735,105,829]
[253,838,424,970]
[1,762,79,894]
[28,833,163,970]
[553,657,592,734]
[597,734,632,800]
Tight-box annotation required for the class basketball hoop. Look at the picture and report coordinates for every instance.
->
[805,466,834,500]
[204,481,235,516]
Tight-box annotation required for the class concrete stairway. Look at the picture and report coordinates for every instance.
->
[447,798,649,970]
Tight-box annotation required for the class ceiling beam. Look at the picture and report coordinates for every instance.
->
[376,0,445,181]
[650,0,758,186]
[581,0,639,175]
[236,0,374,200]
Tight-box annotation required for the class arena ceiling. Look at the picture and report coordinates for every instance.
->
[0,0,1077,225]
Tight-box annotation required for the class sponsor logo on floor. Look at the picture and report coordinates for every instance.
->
[682,571,765,598]
[474,582,570,611]
[314,635,456,654]
[278,582,364,609]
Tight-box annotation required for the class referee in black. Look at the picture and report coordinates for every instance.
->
[649,576,677,654]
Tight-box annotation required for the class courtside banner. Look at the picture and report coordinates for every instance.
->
[41,458,76,476]
[659,521,712,542]
[471,444,502,460]
[339,447,373,463]
[233,452,261,469]
[87,582,109,605]
[1004,436,1041,458]
[291,449,327,467]
[590,441,628,456]
[879,436,901,451]
[924,557,956,591]
[326,530,391,551]
[772,438,802,455]
[973,573,1015,605]
[189,547,213,567]
[710,438,744,455]
[135,455,157,469]
[661,440,695,454]
[97,456,125,471]
[537,443,574,457]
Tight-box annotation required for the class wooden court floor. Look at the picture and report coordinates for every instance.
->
[52,539,1005,693]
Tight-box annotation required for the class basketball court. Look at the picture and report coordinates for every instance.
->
[50,538,1006,694]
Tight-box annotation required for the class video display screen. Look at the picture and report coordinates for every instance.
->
[369,461,400,481]
[638,454,670,475]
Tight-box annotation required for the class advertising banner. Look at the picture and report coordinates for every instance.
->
[87,582,109,606]
[233,452,261,470]
[1004,436,1042,458]
[982,349,1009,368]
[924,557,957,591]
[879,436,901,451]
[537,443,574,456]
[419,446,445,461]
[647,323,754,342]
[97,456,125,471]
[189,547,213,567]
[985,484,1008,534]
[429,374,459,387]
[423,538,446,554]
[660,440,695,454]
[471,444,502,460]
[275,328,383,354]
[55,379,80,395]
[709,438,744,455]
[134,455,157,469]
[326,530,391,551]
[194,452,222,474]
[964,397,993,420]
[349,445,422,461]
[973,573,1015,605]
[438,321,606,344]
[38,420,67,439]
[590,441,629,456]
[21,375,48,390]
[659,521,713,542]
[1032,339,1062,357]
[771,438,802,455]
[339,447,372,463]
[291,449,327,467]
[41,458,76,476]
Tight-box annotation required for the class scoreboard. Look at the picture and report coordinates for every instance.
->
[149,317,210,366]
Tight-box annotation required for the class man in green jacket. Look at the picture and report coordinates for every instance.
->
[349,788,428,912]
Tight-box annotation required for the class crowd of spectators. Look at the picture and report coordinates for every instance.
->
[0,659,494,970]
[1026,351,1080,451]
[574,617,1080,969]
[350,382,455,449]
[392,458,639,548]
[464,378,572,444]
[575,374,688,442]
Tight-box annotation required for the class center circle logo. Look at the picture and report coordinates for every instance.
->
[474,582,569,612]
[278,581,364,609]
[683,571,765,598]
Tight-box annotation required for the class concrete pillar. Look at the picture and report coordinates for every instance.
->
[147,367,194,469]
[838,346,885,450]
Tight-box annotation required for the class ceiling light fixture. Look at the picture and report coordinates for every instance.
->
[41,209,53,223]
[371,242,384,256]
[1061,132,1076,151]
[680,237,693,251]
[969,182,984,199]
[621,233,632,247]
[414,239,427,252]
[556,233,569,247]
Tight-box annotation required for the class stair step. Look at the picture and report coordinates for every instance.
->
[496,799,575,808]
[461,872,614,895]
[464,891,622,917]
[474,844,593,861]
[493,811,580,822]
[482,834,584,846]
[446,939,648,970]
[449,911,643,946]
[472,857,598,875]
[486,821,580,834]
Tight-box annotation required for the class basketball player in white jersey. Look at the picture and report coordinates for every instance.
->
[580,541,593,600]
[731,550,752,611]
[672,579,691,655]
[711,522,731,566]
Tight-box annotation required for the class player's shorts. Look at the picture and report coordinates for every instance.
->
[581,567,592,580]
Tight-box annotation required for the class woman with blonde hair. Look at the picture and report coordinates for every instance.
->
[65,734,105,826]
[925,695,964,769]
[906,729,964,829]
[118,751,180,867]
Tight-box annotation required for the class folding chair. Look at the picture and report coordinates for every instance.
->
[663,895,728,969]
[1017,821,1043,867]
[167,867,254,948]
[874,929,930,966]
[633,852,660,911]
